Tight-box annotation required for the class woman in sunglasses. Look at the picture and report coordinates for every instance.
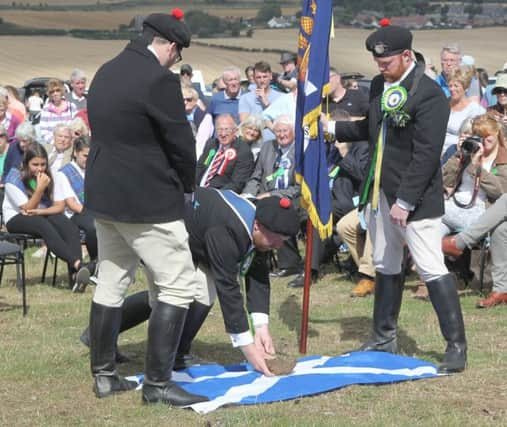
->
[39,79,76,145]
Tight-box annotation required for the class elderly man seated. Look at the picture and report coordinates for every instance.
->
[43,124,73,176]
[196,113,254,194]
[243,115,303,279]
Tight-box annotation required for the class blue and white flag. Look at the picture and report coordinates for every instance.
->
[127,351,438,413]
[294,0,334,239]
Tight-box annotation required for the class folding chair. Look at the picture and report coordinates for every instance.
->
[0,239,27,315]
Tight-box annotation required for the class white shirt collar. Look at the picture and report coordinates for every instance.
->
[147,45,160,61]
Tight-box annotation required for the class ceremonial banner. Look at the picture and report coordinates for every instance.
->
[127,352,439,414]
[294,0,333,239]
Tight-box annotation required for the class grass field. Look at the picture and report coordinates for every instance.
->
[1,246,506,426]
[1,26,506,90]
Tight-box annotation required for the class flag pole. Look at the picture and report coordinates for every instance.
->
[299,219,314,354]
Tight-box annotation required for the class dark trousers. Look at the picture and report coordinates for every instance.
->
[71,212,98,260]
[276,236,302,270]
[7,213,82,265]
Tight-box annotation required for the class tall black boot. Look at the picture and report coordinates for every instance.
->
[426,274,467,373]
[141,301,209,406]
[358,272,404,353]
[174,301,213,370]
[89,302,137,398]
[81,291,152,363]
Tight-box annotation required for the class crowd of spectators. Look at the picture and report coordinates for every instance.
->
[1,45,507,308]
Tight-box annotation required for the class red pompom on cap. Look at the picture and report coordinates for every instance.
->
[379,18,391,27]
[279,198,291,209]
[172,8,184,20]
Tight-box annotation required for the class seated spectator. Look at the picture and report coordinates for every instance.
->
[2,142,90,291]
[67,69,87,112]
[460,56,481,103]
[263,86,297,131]
[26,90,44,122]
[39,79,76,145]
[242,115,303,279]
[276,52,298,93]
[43,124,73,176]
[442,113,507,236]
[0,96,21,143]
[442,117,474,165]
[182,86,211,159]
[4,85,27,122]
[487,73,507,133]
[69,116,90,142]
[207,67,242,123]
[179,63,207,108]
[336,208,375,296]
[442,67,485,158]
[442,193,507,309]
[0,125,8,210]
[435,44,462,98]
[74,109,89,133]
[322,68,369,117]
[196,114,254,193]
[237,114,264,161]
[211,76,226,94]
[54,136,97,286]
[476,67,489,106]
[239,61,282,141]
[244,65,256,92]
[2,121,37,183]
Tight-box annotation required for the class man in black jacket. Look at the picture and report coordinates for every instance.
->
[322,25,467,373]
[80,188,300,375]
[84,11,208,406]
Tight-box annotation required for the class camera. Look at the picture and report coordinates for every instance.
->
[461,135,482,156]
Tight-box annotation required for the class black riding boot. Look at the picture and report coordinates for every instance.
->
[174,301,213,370]
[89,302,137,398]
[142,301,209,406]
[426,274,467,373]
[81,291,152,363]
[358,272,404,353]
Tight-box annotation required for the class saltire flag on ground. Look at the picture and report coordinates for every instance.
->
[294,0,333,239]
[127,352,439,414]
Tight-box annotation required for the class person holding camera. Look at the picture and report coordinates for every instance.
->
[442,113,507,238]
[442,67,485,163]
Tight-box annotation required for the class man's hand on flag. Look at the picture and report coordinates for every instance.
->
[241,343,274,376]
[254,324,276,359]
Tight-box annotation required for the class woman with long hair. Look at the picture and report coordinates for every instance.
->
[2,142,90,291]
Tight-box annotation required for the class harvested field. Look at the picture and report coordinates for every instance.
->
[1,27,506,89]
[0,6,298,30]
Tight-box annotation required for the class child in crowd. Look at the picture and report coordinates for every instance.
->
[2,142,90,291]
[54,136,97,289]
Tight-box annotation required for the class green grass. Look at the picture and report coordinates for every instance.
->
[1,248,506,426]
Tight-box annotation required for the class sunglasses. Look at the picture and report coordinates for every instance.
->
[494,88,507,95]
[0,133,7,138]
[183,97,194,102]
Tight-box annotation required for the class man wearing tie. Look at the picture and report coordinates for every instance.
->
[196,114,254,194]
[243,115,303,278]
